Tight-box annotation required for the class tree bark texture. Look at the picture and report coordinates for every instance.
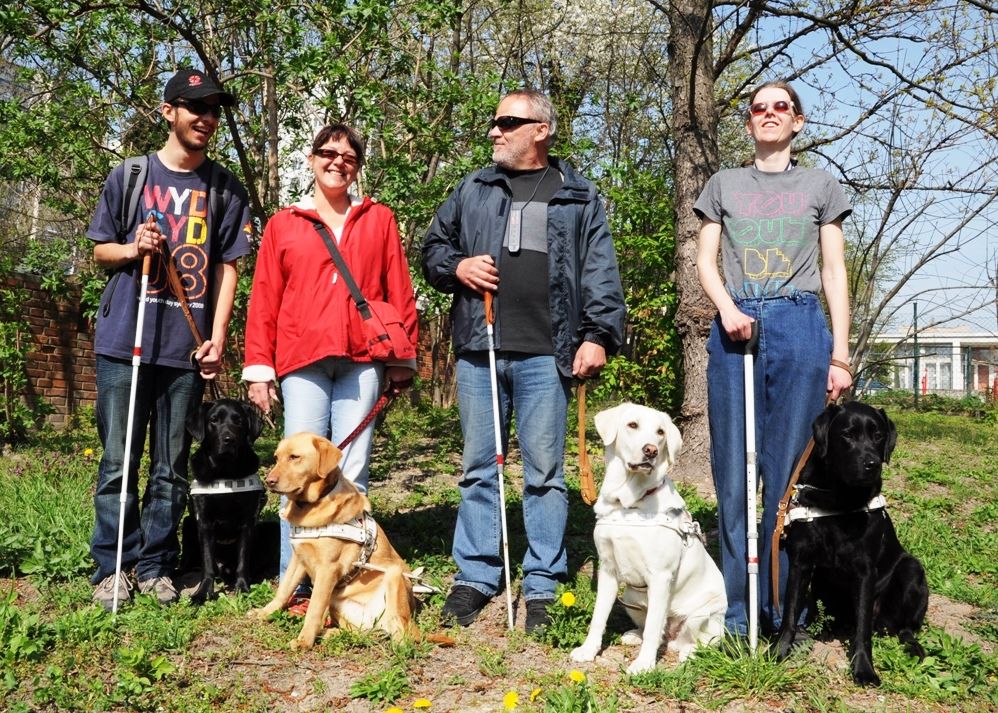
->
[668,0,720,493]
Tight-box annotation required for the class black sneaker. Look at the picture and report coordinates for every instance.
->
[440,585,491,627]
[525,598,554,634]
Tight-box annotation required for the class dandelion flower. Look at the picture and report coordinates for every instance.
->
[413,699,432,709]
[569,670,586,684]
[503,691,519,709]
[84,448,94,457]
[560,591,576,607]
[530,688,542,702]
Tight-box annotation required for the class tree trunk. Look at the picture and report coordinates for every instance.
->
[668,0,719,494]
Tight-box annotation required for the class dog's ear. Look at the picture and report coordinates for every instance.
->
[661,413,683,467]
[186,401,211,443]
[240,401,264,443]
[811,404,838,459]
[313,436,343,478]
[879,408,898,463]
[594,404,624,446]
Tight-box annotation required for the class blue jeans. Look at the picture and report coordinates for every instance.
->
[277,357,384,573]
[453,352,571,601]
[706,293,831,635]
[91,355,204,582]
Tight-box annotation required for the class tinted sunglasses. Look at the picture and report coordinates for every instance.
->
[489,115,541,131]
[312,148,359,166]
[173,99,223,118]
[748,100,794,116]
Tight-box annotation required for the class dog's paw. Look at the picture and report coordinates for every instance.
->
[625,656,657,675]
[291,635,316,650]
[620,629,643,647]
[570,644,599,663]
[851,660,881,687]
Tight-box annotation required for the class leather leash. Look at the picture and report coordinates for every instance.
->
[337,379,410,450]
[578,381,598,506]
[770,359,852,611]
[159,241,222,401]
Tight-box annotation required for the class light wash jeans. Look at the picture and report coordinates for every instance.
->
[278,357,384,573]
[706,292,831,635]
[91,355,203,582]
[453,352,571,601]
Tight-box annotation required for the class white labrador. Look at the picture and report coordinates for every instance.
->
[571,403,727,674]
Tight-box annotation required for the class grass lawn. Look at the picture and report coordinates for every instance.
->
[0,396,996,712]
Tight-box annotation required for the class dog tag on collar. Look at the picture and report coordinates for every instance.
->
[507,208,522,254]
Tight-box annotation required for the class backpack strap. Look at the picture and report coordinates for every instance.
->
[207,159,232,241]
[118,155,149,243]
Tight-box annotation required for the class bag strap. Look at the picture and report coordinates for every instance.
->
[119,155,149,243]
[308,219,374,321]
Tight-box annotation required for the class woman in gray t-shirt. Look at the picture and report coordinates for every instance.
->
[693,81,853,640]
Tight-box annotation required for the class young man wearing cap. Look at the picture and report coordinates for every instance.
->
[87,69,253,609]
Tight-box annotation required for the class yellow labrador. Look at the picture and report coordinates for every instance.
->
[571,403,726,673]
[248,433,416,647]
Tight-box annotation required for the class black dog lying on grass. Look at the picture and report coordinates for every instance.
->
[182,399,267,604]
[775,401,928,686]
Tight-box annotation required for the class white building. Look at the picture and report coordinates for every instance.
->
[867,326,998,396]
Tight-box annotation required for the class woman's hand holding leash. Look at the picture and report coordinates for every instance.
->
[248,381,279,414]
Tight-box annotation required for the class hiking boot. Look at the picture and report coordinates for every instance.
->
[525,598,554,634]
[92,573,133,611]
[138,575,179,605]
[441,585,491,627]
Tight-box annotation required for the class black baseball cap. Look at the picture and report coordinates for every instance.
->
[163,69,235,106]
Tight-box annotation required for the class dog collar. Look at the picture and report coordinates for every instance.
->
[785,493,888,525]
[189,476,264,495]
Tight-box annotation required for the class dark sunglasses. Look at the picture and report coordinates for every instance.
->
[172,99,223,118]
[489,115,542,131]
[312,148,359,166]
[748,100,794,116]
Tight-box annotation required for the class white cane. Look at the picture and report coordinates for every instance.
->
[111,214,156,614]
[484,291,514,630]
[744,321,760,652]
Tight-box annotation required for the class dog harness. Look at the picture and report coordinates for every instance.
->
[289,511,379,588]
[596,507,706,547]
[783,489,888,526]
[189,476,264,495]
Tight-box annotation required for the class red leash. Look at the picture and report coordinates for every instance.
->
[336,380,409,449]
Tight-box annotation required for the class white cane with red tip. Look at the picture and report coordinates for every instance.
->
[744,321,760,651]
[484,291,514,630]
[111,214,156,614]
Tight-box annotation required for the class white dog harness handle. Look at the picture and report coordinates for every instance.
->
[784,493,888,526]
[189,476,264,495]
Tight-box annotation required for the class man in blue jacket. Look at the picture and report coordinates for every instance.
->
[422,89,626,632]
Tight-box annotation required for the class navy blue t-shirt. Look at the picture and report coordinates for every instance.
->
[88,154,252,369]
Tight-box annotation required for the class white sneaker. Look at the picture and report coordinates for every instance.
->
[93,573,133,611]
[138,576,178,605]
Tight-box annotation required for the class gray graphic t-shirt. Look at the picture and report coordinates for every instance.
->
[694,166,851,299]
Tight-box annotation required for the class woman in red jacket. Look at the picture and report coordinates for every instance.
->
[243,123,418,576]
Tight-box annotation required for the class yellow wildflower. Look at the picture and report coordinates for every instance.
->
[503,691,519,709]
[83,448,94,457]
[569,670,586,684]
[413,699,432,709]
[385,708,404,713]
[560,591,576,607]
[530,688,542,702]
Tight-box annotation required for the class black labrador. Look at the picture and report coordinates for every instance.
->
[184,399,266,604]
[774,401,928,686]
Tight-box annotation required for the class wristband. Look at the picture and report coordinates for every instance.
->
[830,359,853,377]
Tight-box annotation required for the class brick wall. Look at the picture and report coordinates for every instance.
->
[9,271,453,428]
[8,273,96,428]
